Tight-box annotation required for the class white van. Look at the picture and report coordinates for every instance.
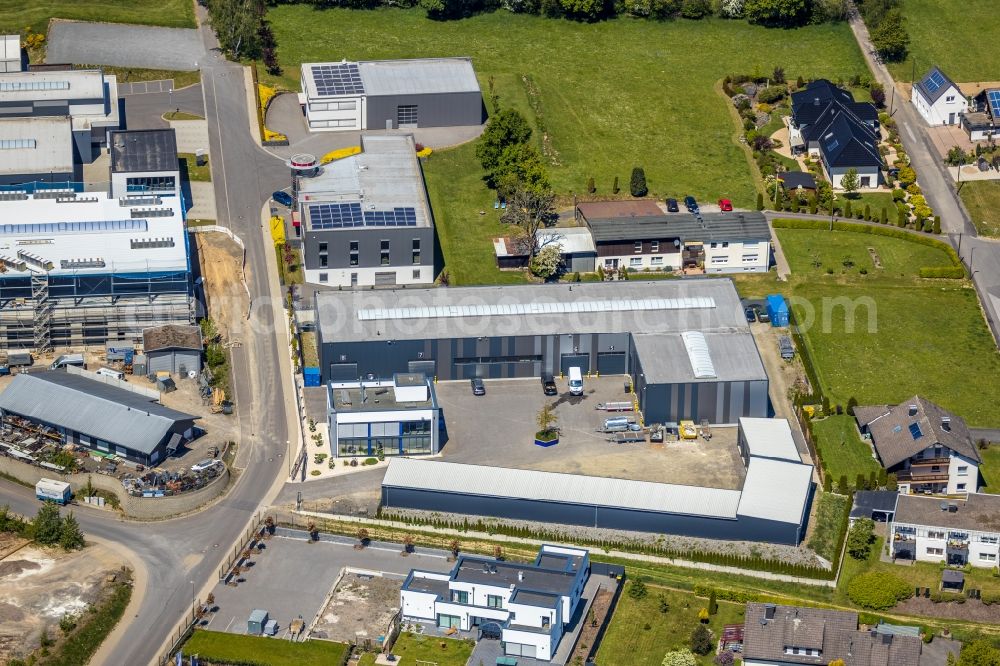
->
[50,353,85,370]
[96,367,125,381]
[568,366,584,396]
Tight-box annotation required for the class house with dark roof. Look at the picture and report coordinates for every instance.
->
[890,493,1000,568]
[790,79,883,190]
[964,87,1000,141]
[741,602,952,665]
[912,67,967,127]
[855,396,981,496]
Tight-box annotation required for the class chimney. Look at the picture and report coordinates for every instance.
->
[764,604,776,620]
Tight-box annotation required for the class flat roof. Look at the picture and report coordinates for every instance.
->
[0,190,187,277]
[328,377,436,412]
[403,573,450,598]
[302,58,480,99]
[299,134,432,231]
[110,129,178,173]
[576,200,663,219]
[452,556,577,596]
[632,330,767,384]
[510,589,561,609]
[851,491,899,519]
[1,36,21,68]
[0,116,73,176]
[738,457,814,525]
[739,417,800,461]
[0,68,105,102]
[143,324,201,352]
[893,493,1000,533]
[584,211,771,244]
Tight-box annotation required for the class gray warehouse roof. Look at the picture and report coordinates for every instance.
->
[302,58,480,99]
[0,371,197,454]
[737,457,814,524]
[631,329,766,384]
[0,116,73,176]
[584,211,771,244]
[0,69,105,102]
[110,129,178,173]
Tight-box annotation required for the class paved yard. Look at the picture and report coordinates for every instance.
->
[436,377,746,489]
[46,21,205,70]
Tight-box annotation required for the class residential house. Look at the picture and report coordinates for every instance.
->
[890,493,1000,568]
[790,79,882,190]
[400,544,589,662]
[963,87,1000,141]
[912,67,967,127]
[741,602,954,665]
[855,396,981,495]
[492,227,597,273]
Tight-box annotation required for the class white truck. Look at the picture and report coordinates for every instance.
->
[35,478,72,505]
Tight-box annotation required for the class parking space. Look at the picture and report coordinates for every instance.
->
[436,376,746,489]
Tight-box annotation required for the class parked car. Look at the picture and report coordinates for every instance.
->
[665,197,679,213]
[744,307,757,323]
[779,336,795,360]
[756,307,771,324]
[191,459,220,473]
[541,373,558,396]
[684,195,699,213]
[470,377,486,396]
[718,198,733,212]
[272,190,293,207]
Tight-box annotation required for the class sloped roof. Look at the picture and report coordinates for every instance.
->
[778,171,817,190]
[914,66,961,105]
[584,211,771,244]
[857,396,980,467]
[143,324,202,352]
[0,371,197,454]
[811,108,883,168]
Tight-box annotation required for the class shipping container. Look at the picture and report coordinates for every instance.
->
[35,478,71,505]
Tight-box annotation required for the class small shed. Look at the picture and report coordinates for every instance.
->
[247,609,269,635]
[941,569,964,592]
[765,294,789,327]
[143,324,202,375]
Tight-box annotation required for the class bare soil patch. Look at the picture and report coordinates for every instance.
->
[310,572,402,643]
[896,596,1000,623]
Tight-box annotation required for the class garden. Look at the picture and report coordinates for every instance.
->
[358,632,474,666]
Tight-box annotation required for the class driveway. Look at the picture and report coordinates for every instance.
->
[46,21,205,70]
[122,84,205,130]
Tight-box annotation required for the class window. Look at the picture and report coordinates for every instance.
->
[927,547,944,556]
[981,536,999,544]
[634,241,643,253]
[711,256,729,264]
[319,242,328,253]
[710,242,718,249]
[350,241,359,251]
[397,105,418,126]
[451,591,469,604]
[722,242,729,248]
[981,553,998,562]
[957,483,966,491]
[946,95,955,102]
[381,239,390,266]
[651,241,659,252]
[928,531,946,540]
[318,273,328,283]
[650,256,663,266]
[126,176,175,194]
[629,257,642,267]
[958,466,968,476]
[541,617,550,628]
[412,252,421,265]
[413,269,421,279]
[742,255,759,263]
[320,254,328,268]
[487,595,503,609]
[350,240,359,267]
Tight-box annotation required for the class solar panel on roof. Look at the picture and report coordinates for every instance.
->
[311,63,365,96]
[308,203,417,229]
[357,297,718,321]
[988,90,1000,119]
[923,70,947,95]
[908,422,923,440]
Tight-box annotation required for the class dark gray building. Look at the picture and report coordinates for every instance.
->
[300,58,483,132]
[315,279,769,425]
[297,134,436,288]
[143,324,202,375]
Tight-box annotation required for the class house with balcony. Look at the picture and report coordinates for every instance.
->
[854,396,980,496]
[890,493,1000,568]
[400,544,589,662]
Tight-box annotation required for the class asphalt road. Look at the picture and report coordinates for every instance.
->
[122,84,206,130]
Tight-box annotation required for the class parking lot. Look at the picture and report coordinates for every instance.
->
[436,376,746,489]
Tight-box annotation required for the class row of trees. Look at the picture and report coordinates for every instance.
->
[208,0,282,73]
[0,504,84,550]
[858,0,910,62]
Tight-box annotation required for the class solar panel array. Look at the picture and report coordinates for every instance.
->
[311,64,364,96]
[923,70,947,95]
[308,202,417,229]
[988,90,1000,119]
[357,297,717,321]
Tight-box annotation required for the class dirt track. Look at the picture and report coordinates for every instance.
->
[195,232,250,343]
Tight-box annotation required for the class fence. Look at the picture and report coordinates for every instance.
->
[584,564,626,666]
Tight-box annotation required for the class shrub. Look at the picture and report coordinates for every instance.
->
[363,457,379,465]
[628,577,648,600]
[864,204,871,220]
[756,192,764,211]
[630,167,648,197]
[847,571,913,610]
[847,518,875,560]
[919,266,966,279]
[844,201,852,218]
[756,85,787,104]
[680,0,712,18]
[613,176,620,194]
[586,177,596,194]
[691,624,713,655]
[662,650,696,666]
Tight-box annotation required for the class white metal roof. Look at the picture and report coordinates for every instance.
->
[739,418,801,462]
[1,36,21,70]
[680,331,716,379]
[383,458,743,519]
[0,69,106,102]
[737,457,814,524]
[0,117,73,176]
[302,58,480,99]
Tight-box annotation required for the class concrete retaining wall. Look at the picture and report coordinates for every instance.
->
[0,455,230,519]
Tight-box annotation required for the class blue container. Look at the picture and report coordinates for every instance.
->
[303,367,321,387]
[766,294,790,327]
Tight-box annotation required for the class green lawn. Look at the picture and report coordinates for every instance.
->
[182,630,350,666]
[810,416,881,488]
[596,586,744,666]
[385,632,474,666]
[770,226,1000,427]
[0,0,196,35]
[838,191,896,221]
[980,444,1000,494]
[960,181,1000,238]
[885,0,1000,82]
[179,153,211,182]
[268,7,867,210]
[806,491,850,561]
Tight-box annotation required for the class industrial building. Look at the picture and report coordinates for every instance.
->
[0,116,76,185]
[737,417,800,466]
[382,448,814,544]
[327,373,441,458]
[299,58,482,132]
[0,35,22,73]
[0,369,198,465]
[0,128,192,353]
[315,279,767,425]
[142,324,202,375]
[401,544,589,661]
[110,128,181,199]
[296,134,436,288]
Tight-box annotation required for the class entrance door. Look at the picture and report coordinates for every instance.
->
[350,273,358,287]
[948,112,956,125]
[437,614,461,629]
[397,105,418,128]
[860,176,871,188]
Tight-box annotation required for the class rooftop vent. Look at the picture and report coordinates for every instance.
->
[941,417,951,431]
[882,633,893,645]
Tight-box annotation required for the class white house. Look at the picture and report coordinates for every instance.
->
[855,396,981,496]
[890,493,1000,568]
[912,67,967,127]
[400,544,589,661]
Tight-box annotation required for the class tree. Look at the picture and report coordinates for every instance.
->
[494,143,551,196]
[59,512,84,551]
[844,200,853,218]
[475,109,533,174]
[957,639,1000,666]
[897,165,917,189]
[863,204,871,220]
[847,518,875,560]
[662,650,697,666]
[743,0,811,27]
[501,187,557,256]
[207,0,267,59]
[450,539,461,559]
[719,0,744,17]
[530,245,563,280]
[630,167,648,197]
[690,624,713,655]
[708,588,718,615]
[823,474,832,492]
[886,473,898,491]
[837,475,849,494]
[536,402,559,437]
[772,66,786,84]
[878,468,888,488]
[869,83,886,108]
[881,207,888,224]
[421,0,489,20]
[946,146,968,166]
[846,396,858,415]
[32,502,63,546]
[558,0,609,21]
[756,192,764,211]
[841,168,860,196]
[680,0,711,18]
[586,177,596,194]
[856,473,867,490]
[871,9,909,63]
[714,652,736,666]
[628,577,648,600]
[356,527,369,548]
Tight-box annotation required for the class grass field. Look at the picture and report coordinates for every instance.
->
[980,444,1000,494]
[0,0,196,35]
[805,491,850,561]
[770,226,1000,427]
[838,191,896,221]
[960,181,1000,238]
[179,153,211,182]
[368,632,474,666]
[810,415,881,488]
[267,7,867,208]
[182,630,350,666]
[884,0,1000,82]
[596,585,744,666]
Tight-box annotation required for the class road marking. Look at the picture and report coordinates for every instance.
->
[904,124,916,142]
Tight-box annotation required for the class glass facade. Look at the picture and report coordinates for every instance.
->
[336,419,433,457]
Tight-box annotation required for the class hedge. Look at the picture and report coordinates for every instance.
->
[847,571,913,610]
[919,266,966,279]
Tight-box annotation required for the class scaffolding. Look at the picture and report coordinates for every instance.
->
[30,272,53,355]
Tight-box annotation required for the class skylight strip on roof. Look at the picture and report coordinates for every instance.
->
[680,330,716,379]
[357,297,716,321]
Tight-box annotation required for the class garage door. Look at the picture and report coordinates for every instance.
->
[560,354,590,375]
[329,362,358,381]
[374,271,397,286]
[597,351,627,375]
[408,360,436,376]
